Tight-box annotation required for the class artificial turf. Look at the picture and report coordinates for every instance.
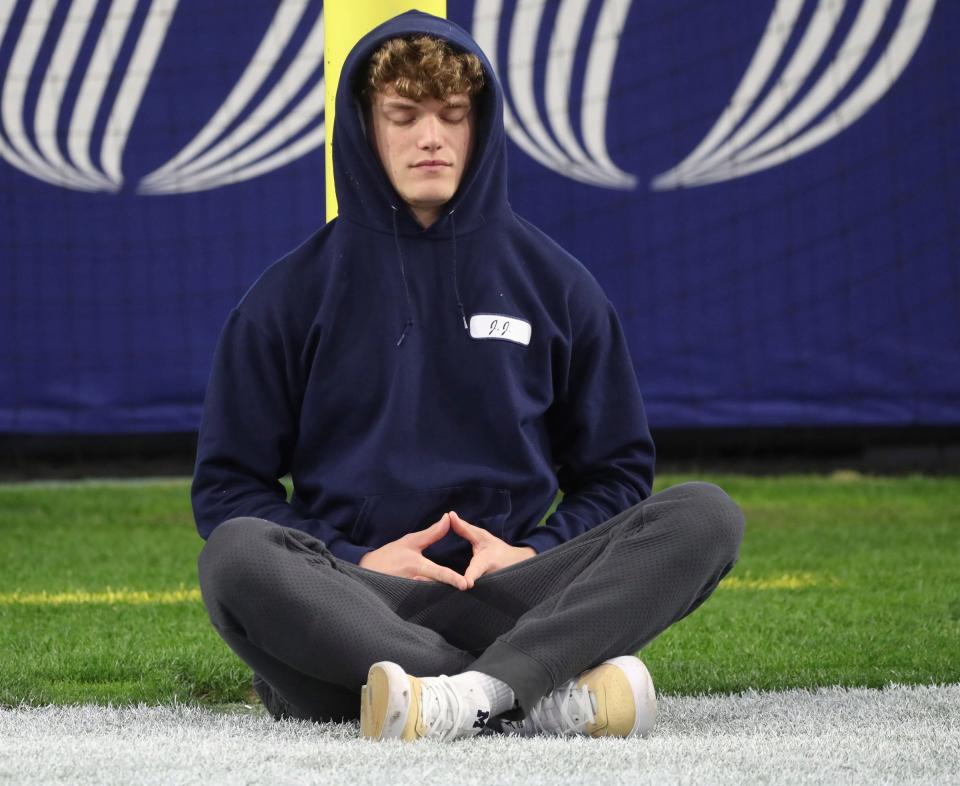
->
[0,474,957,706]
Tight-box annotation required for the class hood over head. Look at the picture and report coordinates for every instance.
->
[332,10,509,236]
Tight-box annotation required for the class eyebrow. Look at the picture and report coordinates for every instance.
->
[382,100,418,110]
[380,99,471,110]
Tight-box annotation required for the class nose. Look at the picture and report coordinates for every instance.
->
[418,114,442,151]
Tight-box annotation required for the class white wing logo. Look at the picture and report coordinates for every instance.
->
[141,1,325,194]
[0,0,324,195]
[0,1,938,194]
[473,0,636,189]
[0,0,178,192]
[653,0,937,190]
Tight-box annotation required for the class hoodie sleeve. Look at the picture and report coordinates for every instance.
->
[191,308,371,564]
[514,290,655,554]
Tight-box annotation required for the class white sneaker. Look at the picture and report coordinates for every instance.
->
[360,661,492,742]
[501,656,657,738]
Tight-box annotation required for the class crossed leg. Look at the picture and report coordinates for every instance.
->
[198,481,744,720]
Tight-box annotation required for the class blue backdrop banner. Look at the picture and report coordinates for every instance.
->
[1,0,957,433]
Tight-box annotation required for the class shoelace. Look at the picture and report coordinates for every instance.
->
[420,677,467,742]
[527,683,597,736]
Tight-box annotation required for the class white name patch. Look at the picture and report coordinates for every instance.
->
[469,313,531,346]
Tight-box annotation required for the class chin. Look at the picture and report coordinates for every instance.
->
[408,190,454,210]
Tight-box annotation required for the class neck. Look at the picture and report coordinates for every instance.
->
[409,203,441,228]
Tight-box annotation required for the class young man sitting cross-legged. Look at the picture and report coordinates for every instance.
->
[194,11,744,743]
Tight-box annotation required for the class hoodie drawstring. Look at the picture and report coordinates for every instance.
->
[449,208,469,331]
[391,206,470,347]
[391,206,415,347]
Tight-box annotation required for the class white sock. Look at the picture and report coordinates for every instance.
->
[450,671,516,717]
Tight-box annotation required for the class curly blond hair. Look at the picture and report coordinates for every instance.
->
[363,35,485,102]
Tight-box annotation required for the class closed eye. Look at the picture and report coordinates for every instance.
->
[387,112,416,126]
[442,102,470,121]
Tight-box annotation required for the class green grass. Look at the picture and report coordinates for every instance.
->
[0,474,958,706]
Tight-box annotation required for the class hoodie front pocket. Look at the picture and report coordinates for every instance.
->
[351,486,511,552]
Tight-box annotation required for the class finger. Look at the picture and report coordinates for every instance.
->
[448,511,484,545]
[413,575,432,582]
[420,557,468,591]
[463,557,490,588]
[406,513,450,550]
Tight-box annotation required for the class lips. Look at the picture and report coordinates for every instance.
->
[413,160,450,168]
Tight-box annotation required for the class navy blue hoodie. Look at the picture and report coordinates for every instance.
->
[191,10,655,572]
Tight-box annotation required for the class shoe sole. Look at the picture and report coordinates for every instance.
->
[610,655,658,737]
[583,656,657,738]
[360,661,417,741]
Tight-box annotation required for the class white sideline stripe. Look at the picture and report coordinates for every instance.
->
[651,0,805,189]
[68,0,138,190]
[100,0,179,187]
[1,686,957,785]
[34,0,108,190]
[687,0,936,185]
[140,0,311,187]
[678,0,850,181]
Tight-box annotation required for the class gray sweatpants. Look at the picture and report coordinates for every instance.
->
[198,481,744,721]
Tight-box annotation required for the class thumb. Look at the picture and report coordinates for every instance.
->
[449,511,484,546]
[419,557,469,591]
[463,555,489,589]
[406,512,450,550]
